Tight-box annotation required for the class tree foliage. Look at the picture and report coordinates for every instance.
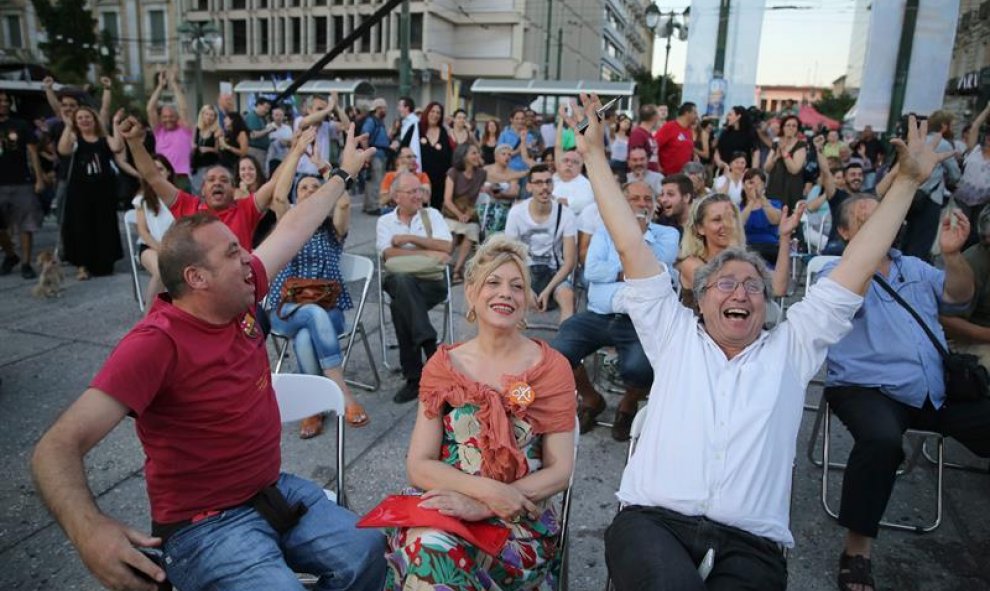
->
[631,67,682,112]
[813,90,856,122]
[30,0,98,83]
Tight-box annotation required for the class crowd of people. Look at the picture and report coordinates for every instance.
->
[11,72,990,591]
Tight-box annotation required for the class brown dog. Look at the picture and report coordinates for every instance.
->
[32,251,63,298]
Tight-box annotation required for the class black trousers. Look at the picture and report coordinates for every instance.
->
[899,196,942,260]
[605,505,787,591]
[824,385,990,538]
[383,272,447,382]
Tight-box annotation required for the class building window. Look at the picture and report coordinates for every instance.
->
[231,0,246,9]
[314,16,327,53]
[277,17,285,53]
[290,17,301,54]
[148,9,167,56]
[190,0,209,11]
[332,15,344,45]
[410,12,422,50]
[258,18,269,54]
[100,12,119,41]
[232,19,247,54]
[314,0,326,6]
[359,16,370,52]
[3,15,21,48]
[257,0,267,8]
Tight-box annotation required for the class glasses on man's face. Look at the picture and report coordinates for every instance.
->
[706,277,765,295]
[530,179,553,186]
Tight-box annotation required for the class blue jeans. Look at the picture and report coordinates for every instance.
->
[270,304,346,374]
[550,311,653,388]
[163,473,385,591]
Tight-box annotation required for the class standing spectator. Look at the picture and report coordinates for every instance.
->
[504,164,577,324]
[0,91,45,279]
[655,173,695,235]
[480,119,501,165]
[821,128,847,160]
[133,154,176,313]
[58,107,128,279]
[765,114,808,211]
[655,102,698,175]
[952,102,990,246]
[147,70,194,192]
[610,114,632,176]
[714,106,757,169]
[218,109,250,173]
[402,101,453,211]
[713,150,749,207]
[393,96,420,167]
[449,108,477,147]
[629,104,661,172]
[442,144,487,282]
[807,135,868,255]
[497,108,535,173]
[265,105,293,176]
[859,125,883,167]
[754,116,780,168]
[191,105,221,192]
[294,93,350,177]
[941,207,990,371]
[626,147,664,196]
[380,146,431,211]
[244,97,274,166]
[739,169,783,264]
[361,98,392,214]
[482,144,529,234]
[682,161,711,199]
[694,118,714,171]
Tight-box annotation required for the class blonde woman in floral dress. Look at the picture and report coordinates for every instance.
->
[385,235,577,590]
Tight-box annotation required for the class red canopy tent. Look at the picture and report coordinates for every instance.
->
[797,105,840,131]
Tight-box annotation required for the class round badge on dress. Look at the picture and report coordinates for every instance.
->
[434,143,442,150]
[420,137,428,145]
[505,381,535,408]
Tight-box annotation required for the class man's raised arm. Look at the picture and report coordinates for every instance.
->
[575,93,660,280]
[829,117,941,295]
[254,125,375,280]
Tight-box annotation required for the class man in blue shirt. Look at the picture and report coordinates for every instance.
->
[550,180,679,441]
[361,98,392,214]
[821,194,985,591]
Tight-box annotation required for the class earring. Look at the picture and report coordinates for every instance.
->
[466,306,477,323]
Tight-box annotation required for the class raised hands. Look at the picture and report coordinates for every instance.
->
[117,116,146,142]
[291,126,318,155]
[939,209,971,256]
[100,76,113,89]
[42,76,55,91]
[573,93,607,157]
[338,123,375,179]
[778,202,806,236]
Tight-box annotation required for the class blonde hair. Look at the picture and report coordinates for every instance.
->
[463,235,531,323]
[678,193,746,261]
[197,104,220,135]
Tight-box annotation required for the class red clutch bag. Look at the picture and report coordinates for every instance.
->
[357,494,511,556]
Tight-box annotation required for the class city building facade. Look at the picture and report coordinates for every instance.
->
[944,0,990,123]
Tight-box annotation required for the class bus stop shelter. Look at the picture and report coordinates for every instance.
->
[468,79,637,120]
[233,79,375,110]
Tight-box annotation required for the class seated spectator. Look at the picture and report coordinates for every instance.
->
[655,173,695,236]
[266,136,368,436]
[572,96,942,591]
[442,143,487,282]
[146,69,194,192]
[712,150,747,206]
[384,235,576,589]
[808,134,870,255]
[551,180,679,441]
[821,195,982,591]
[31,119,385,591]
[552,149,595,215]
[482,143,528,235]
[739,168,783,264]
[124,121,278,251]
[952,102,990,247]
[941,207,990,370]
[626,146,664,197]
[682,161,711,199]
[377,171,454,404]
[133,154,176,314]
[504,164,577,324]
[380,146,431,210]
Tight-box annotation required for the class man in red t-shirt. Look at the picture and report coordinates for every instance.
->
[126,123,276,250]
[31,121,386,591]
[628,103,662,173]
[655,102,699,175]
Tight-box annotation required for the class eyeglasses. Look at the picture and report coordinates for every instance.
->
[705,277,765,295]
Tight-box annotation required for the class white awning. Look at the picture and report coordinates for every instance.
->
[233,79,375,95]
[0,80,66,92]
[469,79,636,97]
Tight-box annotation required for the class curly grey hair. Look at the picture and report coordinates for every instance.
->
[693,246,773,302]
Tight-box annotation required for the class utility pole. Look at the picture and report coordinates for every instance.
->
[713,0,731,77]
[398,0,411,97]
[543,0,553,80]
[888,0,919,133]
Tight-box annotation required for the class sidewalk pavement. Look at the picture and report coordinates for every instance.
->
[0,210,988,590]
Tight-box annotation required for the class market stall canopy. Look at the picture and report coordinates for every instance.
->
[798,105,840,131]
[470,79,636,97]
[233,79,375,95]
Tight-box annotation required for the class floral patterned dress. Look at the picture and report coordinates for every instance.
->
[384,404,561,590]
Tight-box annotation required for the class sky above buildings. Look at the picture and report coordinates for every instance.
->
[653,1,856,87]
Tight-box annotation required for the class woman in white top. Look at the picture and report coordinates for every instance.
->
[132,154,176,314]
[609,114,632,176]
[712,150,748,206]
[954,102,990,246]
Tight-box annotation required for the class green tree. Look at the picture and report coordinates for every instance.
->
[631,67,682,113]
[813,90,856,122]
[30,0,98,83]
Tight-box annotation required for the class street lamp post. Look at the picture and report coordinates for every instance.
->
[645,4,689,106]
[177,21,222,114]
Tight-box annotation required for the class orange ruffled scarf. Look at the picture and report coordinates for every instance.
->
[419,339,577,483]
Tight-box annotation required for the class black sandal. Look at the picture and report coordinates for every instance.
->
[577,396,606,434]
[611,408,636,442]
[837,553,875,591]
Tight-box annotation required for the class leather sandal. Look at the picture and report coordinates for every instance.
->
[299,414,325,439]
[611,408,636,442]
[837,552,875,591]
[345,403,370,428]
[577,396,607,434]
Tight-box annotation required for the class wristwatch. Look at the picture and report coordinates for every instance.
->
[331,168,354,190]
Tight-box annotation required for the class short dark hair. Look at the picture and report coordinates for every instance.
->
[453,108,467,118]
[743,168,766,183]
[158,213,221,297]
[510,107,526,119]
[255,97,271,106]
[662,173,694,200]
[729,151,749,164]
[451,142,476,171]
[528,163,551,183]
[398,96,415,111]
[639,104,657,122]
[844,161,864,173]
[678,102,697,116]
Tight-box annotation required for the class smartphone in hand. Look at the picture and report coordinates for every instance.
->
[575,97,620,135]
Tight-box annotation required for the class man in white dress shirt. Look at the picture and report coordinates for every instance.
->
[572,93,942,591]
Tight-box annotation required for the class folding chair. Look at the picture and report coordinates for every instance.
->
[799,255,842,415]
[818,399,944,533]
[377,255,455,372]
[271,373,347,506]
[554,416,581,591]
[270,253,381,392]
[122,209,145,312]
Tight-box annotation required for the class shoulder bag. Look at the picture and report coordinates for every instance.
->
[383,209,447,281]
[873,273,989,403]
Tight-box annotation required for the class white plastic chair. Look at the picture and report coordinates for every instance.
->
[376,254,455,372]
[271,253,381,391]
[122,209,145,312]
[271,373,347,506]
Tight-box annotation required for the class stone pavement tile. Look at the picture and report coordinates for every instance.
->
[0,329,64,367]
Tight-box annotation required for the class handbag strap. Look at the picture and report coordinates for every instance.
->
[872,273,950,360]
[552,201,562,269]
[419,208,433,238]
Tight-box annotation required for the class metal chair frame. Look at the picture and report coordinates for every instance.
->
[553,416,581,591]
[122,209,145,312]
[270,253,381,392]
